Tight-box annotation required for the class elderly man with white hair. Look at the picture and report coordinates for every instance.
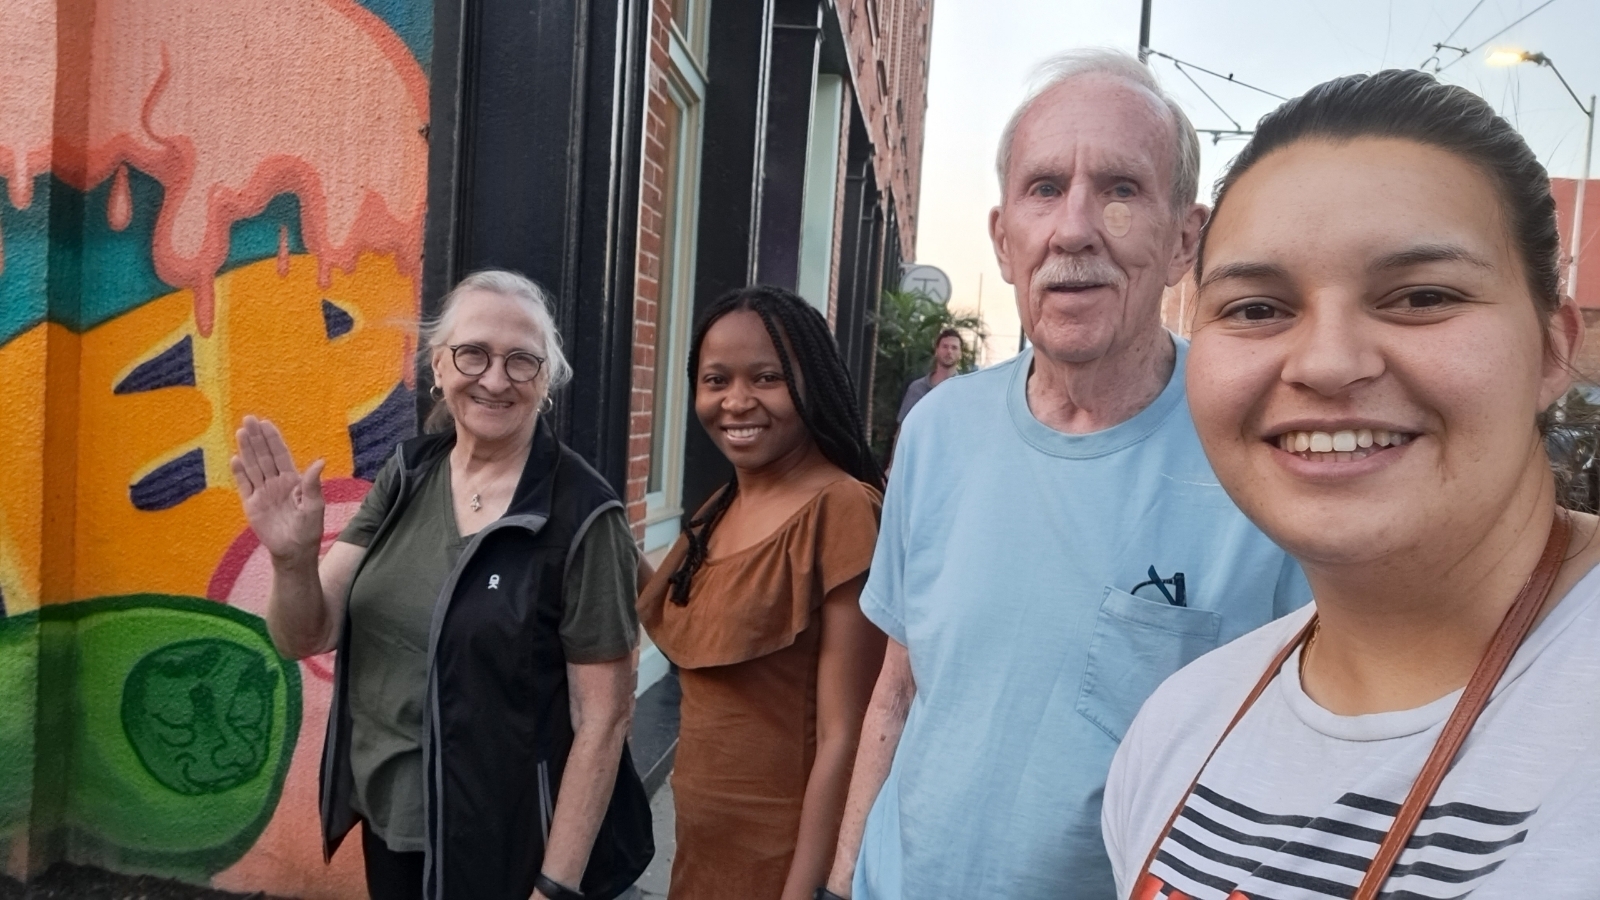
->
[815,49,1310,899]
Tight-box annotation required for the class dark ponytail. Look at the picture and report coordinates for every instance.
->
[666,285,884,605]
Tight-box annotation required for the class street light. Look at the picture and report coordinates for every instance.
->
[1489,48,1596,304]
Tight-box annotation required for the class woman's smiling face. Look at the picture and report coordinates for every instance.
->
[1187,136,1575,566]
[693,309,813,473]
[431,288,547,447]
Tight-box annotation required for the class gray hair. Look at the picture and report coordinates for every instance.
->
[423,269,573,390]
[995,48,1201,214]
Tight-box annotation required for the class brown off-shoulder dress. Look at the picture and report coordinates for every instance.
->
[638,478,882,900]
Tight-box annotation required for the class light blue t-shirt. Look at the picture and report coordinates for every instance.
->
[854,338,1309,899]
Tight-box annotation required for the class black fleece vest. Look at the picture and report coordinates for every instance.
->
[320,419,652,900]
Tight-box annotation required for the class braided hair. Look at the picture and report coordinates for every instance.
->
[666,285,884,605]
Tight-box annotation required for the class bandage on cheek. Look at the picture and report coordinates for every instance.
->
[1103,201,1132,237]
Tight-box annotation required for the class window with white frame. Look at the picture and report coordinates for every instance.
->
[643,0,709,553]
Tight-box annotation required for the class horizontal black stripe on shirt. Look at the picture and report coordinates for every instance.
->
[1195,785,1394,845]
[1252,862,1360,898]
[1185,798,1388,848]
[1387,855,1508,885]
[1407,826,1529,857]
[1175,812,1518,886]
[1376,888,1476,900]
[1196,784,1315,828]
[1175,815,1373,873]
[1179,806,1295,852]
[1168,820,1270,873]
[1338,793,1537,827]
[1201,793,1511,851]
[1249,849,1510,895]
[1155,848,1252,896]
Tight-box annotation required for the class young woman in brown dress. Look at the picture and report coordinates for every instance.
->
[639,285,888,900]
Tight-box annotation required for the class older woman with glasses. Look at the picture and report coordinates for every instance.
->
[231,270,651,900]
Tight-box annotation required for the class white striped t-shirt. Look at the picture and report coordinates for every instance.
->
[1103,565,1600,900]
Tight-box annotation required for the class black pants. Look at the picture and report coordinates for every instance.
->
[362,820,425,900]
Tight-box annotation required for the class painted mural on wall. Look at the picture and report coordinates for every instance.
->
[0,0,430,895]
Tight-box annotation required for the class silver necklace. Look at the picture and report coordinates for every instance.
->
[469,492,482,512]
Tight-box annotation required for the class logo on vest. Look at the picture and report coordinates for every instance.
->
[488,574,501,590]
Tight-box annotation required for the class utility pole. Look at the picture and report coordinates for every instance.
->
[1139,0,1153,62]
[1489,52,1595,303]
[1572,95,1594,304]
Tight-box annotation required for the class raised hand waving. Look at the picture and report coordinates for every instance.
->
[230,416,327,563]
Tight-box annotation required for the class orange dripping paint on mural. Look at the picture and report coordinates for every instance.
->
[34,0,430,335]
[108,164,133,231]
[277,225,291,278]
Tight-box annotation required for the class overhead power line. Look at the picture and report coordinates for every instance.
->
[1144,48,1288,142]
[1145,49,1288,101]
[1434,0,1561,72]
[1171,60,1243,130]
[1439,0,1488,48]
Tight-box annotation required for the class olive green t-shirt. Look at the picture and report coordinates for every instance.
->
[337,455,639,851]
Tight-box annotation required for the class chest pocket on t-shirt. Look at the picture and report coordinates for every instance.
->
[1075,586,1221,742]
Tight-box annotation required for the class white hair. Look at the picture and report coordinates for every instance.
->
[423,269,572,390]
[994,48,1201,213]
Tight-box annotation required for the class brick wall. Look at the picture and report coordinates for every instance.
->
[838,0,933,259]
[625,0,674,539]
[624,0,934,537]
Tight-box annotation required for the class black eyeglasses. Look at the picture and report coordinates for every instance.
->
[1131,565,1187,607]
[449,343,545,383]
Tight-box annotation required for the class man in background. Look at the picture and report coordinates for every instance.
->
[896,328,965,424]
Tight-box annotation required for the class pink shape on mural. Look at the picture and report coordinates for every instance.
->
[0,0,429,332]
[0,0,55,212]
[208,477,372,898]
[207,477,372,680]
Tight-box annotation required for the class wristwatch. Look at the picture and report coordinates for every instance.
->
[813,888,849,900]
[535,873,584,900]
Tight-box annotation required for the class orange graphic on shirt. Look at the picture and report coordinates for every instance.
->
[1134,873,1253,900]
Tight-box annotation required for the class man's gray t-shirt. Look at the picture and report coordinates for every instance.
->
[896,374,935,423]
[854,340,1309,899]
[337,455,638,851]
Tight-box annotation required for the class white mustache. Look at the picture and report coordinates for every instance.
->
[1035,255,1125,290]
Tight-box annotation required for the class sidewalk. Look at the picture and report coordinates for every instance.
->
[631,669,680,898]
[634,782,676,899]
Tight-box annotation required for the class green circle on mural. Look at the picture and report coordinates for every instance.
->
[120,637,279,796]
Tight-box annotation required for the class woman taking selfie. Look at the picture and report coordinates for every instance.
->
[232,270,649,900]
[1103,70,1600,899]
[639,285,886,900]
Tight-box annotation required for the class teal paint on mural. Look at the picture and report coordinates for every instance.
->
[359,0,433,74]
[10,166,311,345]
[27,595,300,880]
[0,176,50,348]
[223,192,308,272]
[44,168,173,337]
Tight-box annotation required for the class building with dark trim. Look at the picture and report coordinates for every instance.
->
[0,0,928,893]
[422,0,934,691]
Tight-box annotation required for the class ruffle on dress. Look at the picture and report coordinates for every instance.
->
[639,478,882,669]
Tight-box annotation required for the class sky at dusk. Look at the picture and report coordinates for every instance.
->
[913,0,1600,364]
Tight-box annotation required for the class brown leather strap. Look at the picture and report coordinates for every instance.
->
[1131,509,1571,899]
[1352,507,1569,899]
